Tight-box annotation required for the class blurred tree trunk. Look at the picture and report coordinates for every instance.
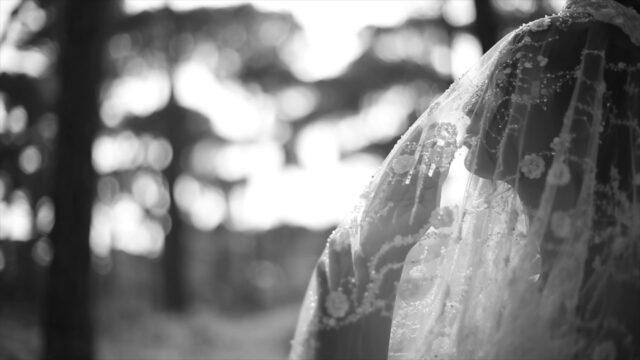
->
[474,0,499,52]
[162,96,187,312]
[158,8,191,311]
[43,1,116,359]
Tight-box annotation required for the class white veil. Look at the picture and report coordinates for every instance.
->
[290,1,640,359]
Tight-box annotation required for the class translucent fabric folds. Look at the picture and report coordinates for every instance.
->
[289,1,640,359]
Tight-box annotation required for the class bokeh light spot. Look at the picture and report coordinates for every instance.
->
[93,132,146,174]
[191,140,284,182]
[35,196,55,234]
[131,172,163,210]
[32,237,53,267]
[0,46,51,77]
[492,0,537,14]
[443,0,476,27]
[145,136,173,171]
[189,187,226,231]
[174,60,276,141]
[451,32,483,78]
[19,145,42,174]
[173,175,226,231]
[7,106,27,134]
[100,71,171,127]
[296,123,340,169]
[91,195,165,258]
[275,86,319,121]
[0,190,33,241]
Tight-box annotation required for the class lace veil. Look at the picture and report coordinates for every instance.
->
[290,1,640,359]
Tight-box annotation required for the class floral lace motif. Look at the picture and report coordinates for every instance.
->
[520,154,546,179]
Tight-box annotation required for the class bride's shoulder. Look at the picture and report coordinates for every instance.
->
[512,12,593,41]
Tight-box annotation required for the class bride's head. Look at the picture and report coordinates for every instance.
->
[613,0,640,12]
[567,0,640,12]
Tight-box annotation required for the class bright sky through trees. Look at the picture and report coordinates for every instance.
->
[0,0,567,256]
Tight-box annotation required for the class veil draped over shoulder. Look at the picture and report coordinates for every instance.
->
[290,0,640,359]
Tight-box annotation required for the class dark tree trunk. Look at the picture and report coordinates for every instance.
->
[43,1,115,359]
[156,8,188,312]
[473,0,499,52]
[161,99,187,312]
[163,174,187,311]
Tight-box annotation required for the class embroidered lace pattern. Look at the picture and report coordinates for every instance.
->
[290,1,640,359]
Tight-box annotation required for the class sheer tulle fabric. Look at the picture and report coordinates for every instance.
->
[290,1,640,359]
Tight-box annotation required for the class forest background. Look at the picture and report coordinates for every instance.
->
[0,0,563,359]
